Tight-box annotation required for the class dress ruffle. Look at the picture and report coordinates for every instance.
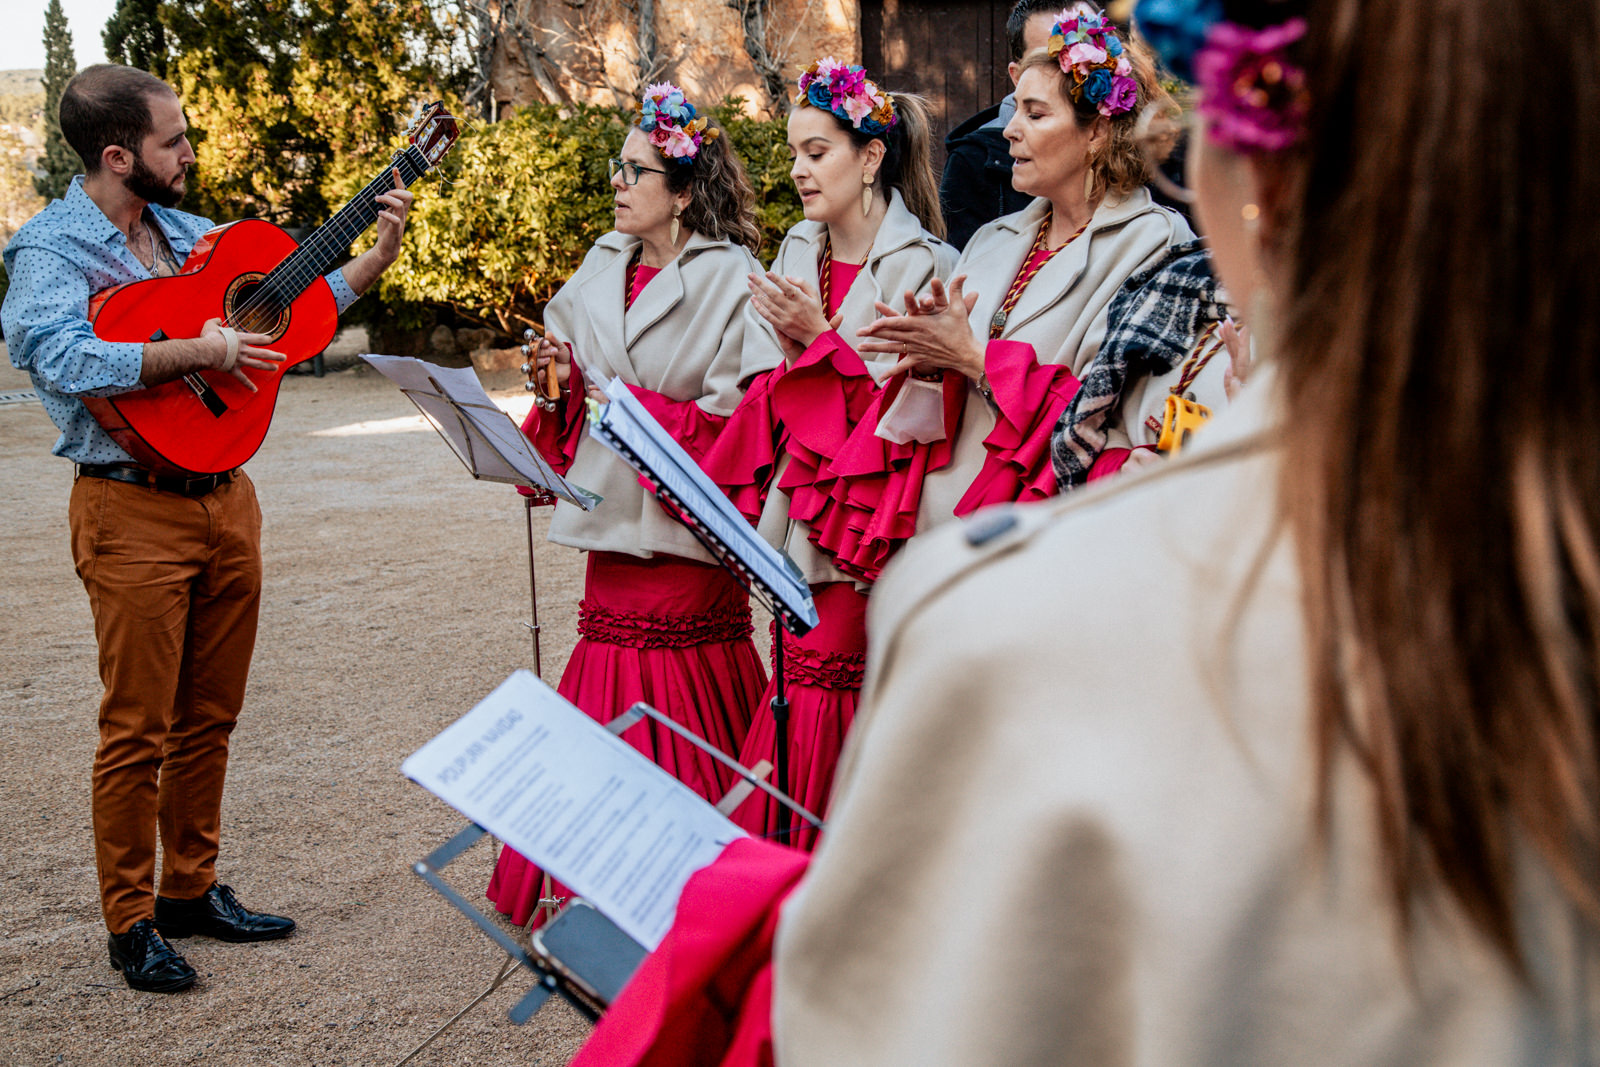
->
[578,600,754,648]
[953,339,1083,515]
[487,551,767,928]
[631,367,785,527]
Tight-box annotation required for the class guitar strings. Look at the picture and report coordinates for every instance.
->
[228,144,431,335]
[230,146,426,331]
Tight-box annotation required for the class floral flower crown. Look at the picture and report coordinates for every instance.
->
[796,58,898,137]
[1134,0,1310,153]
[637,82,719,164]
[1048,8,1140,117]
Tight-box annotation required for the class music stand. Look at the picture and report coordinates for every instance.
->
[402,700,822,1049]
[362,355,600,1064]
[582,373,820,843]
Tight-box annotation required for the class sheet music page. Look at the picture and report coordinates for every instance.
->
[361,354,600,509]
[402,670,744,950]
[588,378,818,631]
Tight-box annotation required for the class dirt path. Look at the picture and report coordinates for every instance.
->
[1,337,598,1066]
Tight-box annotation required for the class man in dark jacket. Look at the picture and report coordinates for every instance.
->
[939,0,1060,249]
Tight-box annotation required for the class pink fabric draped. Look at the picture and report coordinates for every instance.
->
[729,581,868,852]
[1089,446,1134,481]
[817,339,1082,572]
[569,837,808,1067]
[486,550,768,927]
[810,366,967,582]
[952,339,1083,514]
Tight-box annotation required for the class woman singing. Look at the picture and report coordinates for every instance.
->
[485,84,772,927]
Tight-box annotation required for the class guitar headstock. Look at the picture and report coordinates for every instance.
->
[404,102,460,170]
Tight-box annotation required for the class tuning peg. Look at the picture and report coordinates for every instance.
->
[523,327,535,342]
[521,362,533,375]
[524,379,537,392]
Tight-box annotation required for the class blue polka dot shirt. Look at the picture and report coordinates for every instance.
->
[1,176,359,465]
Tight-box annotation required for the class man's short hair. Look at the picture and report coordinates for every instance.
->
[1006,0,1065,62]
[59,64,175,173]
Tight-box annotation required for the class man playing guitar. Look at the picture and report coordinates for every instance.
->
[1,63,412,993]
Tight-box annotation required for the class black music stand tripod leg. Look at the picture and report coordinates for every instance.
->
[771,624,791,844]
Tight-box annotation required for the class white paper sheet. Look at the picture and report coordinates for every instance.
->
[401,670,745,950]
[361,354,600,509]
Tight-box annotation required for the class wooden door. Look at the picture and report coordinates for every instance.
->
[860,0,1014,169]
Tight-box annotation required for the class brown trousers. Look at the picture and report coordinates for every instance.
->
[69,471,262,934]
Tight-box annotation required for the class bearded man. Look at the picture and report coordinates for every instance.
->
[1,64,411,993]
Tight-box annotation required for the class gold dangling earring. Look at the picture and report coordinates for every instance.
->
[671,204,682,246]
[862,172,874,217]
[1084,152,1096,203]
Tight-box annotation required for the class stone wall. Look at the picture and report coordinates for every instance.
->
[488,0,859,118]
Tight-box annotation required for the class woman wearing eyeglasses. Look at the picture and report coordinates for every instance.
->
[831,10,1191,558]
[485,84,773,928]
[626,61,956,851]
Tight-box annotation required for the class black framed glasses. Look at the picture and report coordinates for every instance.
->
[608,157,669,185]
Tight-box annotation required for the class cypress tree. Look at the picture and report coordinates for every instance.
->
[103,0,168,78]
[36,0,79,202]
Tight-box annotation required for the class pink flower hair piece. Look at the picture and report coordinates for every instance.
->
[1194,17,1310,153]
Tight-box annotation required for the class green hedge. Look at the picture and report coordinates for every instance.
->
[369,99,804,335]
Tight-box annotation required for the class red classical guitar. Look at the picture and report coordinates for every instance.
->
[85,103,460,475]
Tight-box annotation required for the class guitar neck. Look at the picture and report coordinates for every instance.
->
[260,143,432,300]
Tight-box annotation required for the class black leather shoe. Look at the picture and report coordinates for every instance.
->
[155,883,296,943]
[108,919,197,992]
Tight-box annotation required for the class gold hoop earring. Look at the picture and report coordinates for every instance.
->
[862,172,874,217]
[671,204,682,245]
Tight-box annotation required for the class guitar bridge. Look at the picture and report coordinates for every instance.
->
[183,373,229,418]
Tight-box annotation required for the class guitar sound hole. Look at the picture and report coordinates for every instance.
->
[224,273,291,341]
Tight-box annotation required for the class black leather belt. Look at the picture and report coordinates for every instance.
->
[76,463,234,497]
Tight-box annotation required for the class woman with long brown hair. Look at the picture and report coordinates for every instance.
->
[568,0,1600,1062]
[773,0,1600,1059]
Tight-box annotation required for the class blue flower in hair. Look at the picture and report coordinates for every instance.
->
[1082,68,1114,105]
[1135,0,1224,82]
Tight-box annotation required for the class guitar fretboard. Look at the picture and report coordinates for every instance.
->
[229,143,431,330]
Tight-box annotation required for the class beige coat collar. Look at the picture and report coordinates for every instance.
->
[962,189,1161,343]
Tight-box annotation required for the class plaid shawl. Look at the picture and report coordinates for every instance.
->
[1049,240,1225,490]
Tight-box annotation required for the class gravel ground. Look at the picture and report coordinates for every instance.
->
[0,333,598,1066]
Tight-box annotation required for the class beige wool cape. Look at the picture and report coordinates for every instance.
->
[917,188,1193,528]
[772,375,1600,1064]
[542,230,770,561]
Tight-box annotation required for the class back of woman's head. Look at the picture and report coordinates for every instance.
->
[794,62,946,238]
[1153,0,1600,969]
